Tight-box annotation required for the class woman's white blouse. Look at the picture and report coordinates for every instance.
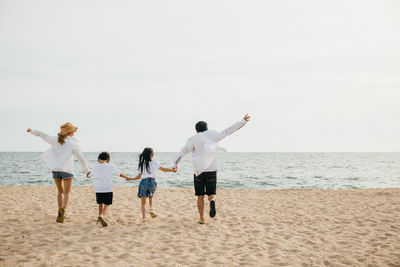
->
[30,129,89,174]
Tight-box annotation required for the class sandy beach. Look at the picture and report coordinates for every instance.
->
[0,186,399,266]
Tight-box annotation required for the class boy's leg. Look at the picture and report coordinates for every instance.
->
[98,204,103,216]
[97,203,108,227]
[62,178,73,209]
[141,197,147,219]
[103,205,110,217]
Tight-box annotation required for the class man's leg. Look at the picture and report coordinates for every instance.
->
[197,195,205,220]
[194,173,206,223]
[206,172,217,218]
[208,195,216,218]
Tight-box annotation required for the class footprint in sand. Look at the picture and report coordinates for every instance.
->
[117,252,132,260]
[90,245,101,252]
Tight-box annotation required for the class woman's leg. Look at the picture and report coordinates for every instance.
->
[62,178,73,209]
[141,197,147,219]
[54,179,63,209]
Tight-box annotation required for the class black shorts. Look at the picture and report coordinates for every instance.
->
[194,171,217,196]
[96,192,113,205]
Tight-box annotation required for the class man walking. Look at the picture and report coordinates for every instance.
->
[174,114,251,224]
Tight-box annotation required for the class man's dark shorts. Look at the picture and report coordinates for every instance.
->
[194,171,217,196]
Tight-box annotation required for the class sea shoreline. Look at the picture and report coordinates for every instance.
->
[2,184,400,191]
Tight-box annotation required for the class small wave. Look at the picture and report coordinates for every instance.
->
[285,176,297,180]
[256,181,277,186]
[166,181,192,187]
[245,175,259,180]
[343,185,359,189]
[344,177,360,181]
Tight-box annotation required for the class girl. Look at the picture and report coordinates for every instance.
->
[27,122,90,223]
[127,147,177,222]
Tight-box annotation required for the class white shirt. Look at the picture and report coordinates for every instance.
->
[30,129,89,174]
[138,161,161,180]
[174,119,247,176]
[90,163,121,193]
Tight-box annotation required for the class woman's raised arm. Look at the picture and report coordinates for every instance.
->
[27,128,57,146]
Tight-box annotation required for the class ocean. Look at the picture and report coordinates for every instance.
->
[0,152,399,189]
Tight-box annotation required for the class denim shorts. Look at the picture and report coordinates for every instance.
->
[137,178,157,198]
[52,171,74,179]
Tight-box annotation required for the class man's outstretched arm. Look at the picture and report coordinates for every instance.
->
[213,114,251,142]
[174,139,194,166]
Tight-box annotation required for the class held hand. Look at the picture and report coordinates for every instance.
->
[86,171,91,178]
[243,114,251,122]
[27,128,31,133]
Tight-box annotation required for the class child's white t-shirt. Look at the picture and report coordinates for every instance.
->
[138,161,161,180]
[91,163,121,192]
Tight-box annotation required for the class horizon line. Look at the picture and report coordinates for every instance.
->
[0,151,399,153]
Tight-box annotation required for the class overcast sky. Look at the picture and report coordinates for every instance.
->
[1,0,399,152]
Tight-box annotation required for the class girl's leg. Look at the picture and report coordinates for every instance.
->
[98,204,103,216]
[149,196,153,210]
[103,205,110,217]
[62,178,73,209]
[149,196,158,218]
[141,197,147,219]
[54,179,64,209]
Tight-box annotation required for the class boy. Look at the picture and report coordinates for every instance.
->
[87,152,132,227]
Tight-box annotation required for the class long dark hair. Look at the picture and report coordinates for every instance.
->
[138,147,154,173]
